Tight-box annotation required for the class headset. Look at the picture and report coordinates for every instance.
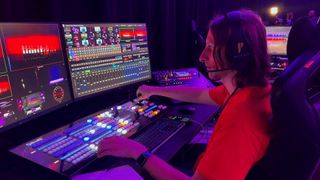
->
[207,11,254,73]
[209,11,255,121]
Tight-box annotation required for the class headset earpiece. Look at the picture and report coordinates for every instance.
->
[224,11,254,70]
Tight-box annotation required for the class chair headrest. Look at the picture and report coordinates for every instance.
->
[287,16,320,63]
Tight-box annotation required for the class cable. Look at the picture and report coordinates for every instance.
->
[177,119,214,162]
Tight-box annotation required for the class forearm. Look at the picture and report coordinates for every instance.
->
[143,154,190,180]
[150,86,216,105]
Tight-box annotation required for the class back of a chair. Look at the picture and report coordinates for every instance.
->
[246,50,320,180]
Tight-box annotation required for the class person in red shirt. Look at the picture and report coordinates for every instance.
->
[98,9,271,180]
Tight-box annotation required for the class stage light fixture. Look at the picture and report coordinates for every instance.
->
[270,6,279,16]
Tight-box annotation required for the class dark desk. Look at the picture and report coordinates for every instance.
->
[0,103,217,179]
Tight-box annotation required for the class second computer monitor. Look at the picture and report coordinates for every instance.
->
[62,23,152,99]
[266,26,291,56]
[0,23,72,131]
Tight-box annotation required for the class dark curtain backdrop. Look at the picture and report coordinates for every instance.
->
[0,0,319,71]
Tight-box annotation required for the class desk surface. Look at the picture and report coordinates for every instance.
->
[0,103,217,180]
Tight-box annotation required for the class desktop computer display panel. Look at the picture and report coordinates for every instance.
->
[0,23,72,131]
[62,23,152,99]
[266,26,291,56]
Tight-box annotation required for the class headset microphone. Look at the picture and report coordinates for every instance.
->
[206,68,231,72]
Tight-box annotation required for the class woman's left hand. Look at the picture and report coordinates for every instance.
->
[97,136,148,160]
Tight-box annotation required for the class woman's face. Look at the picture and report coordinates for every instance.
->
[199,30,228,81]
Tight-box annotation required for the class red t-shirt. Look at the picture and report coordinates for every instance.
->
[196,85,272,180]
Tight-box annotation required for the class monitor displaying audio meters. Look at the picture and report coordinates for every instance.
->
[62,23,152,99]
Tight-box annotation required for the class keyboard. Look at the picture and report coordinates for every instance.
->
[133,120,186,152]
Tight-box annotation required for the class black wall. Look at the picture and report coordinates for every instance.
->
[0,0,319,70]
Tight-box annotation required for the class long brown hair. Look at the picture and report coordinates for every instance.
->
[209,10,270,87]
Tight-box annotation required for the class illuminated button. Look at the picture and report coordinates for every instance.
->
[118,118,124,123]
[123,120,129,125]
[138,108,144,113]
[106,113,112,118]
[153,111,159,115]
[117,106,122,110]
[83,137,90,142]
[122,130,128,134]
[101,123,107,128]
[117,128,123,133]
[106,125,112,129]
[131,106,137,110]
[97,122,102,127]
[89,129,96,134]
[87,119,93,123]
[89,144,98,151]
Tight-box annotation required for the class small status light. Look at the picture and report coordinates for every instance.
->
[54,160,60,164]
[83,137,90,142]
[87,119,93,123]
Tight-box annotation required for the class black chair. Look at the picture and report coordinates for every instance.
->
[246,17,320,180]
[246,50,320,180]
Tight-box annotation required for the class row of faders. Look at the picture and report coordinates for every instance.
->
[132,99,167,118]
[10,99,168,175]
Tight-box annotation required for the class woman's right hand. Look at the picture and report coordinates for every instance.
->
[136,85,155,101]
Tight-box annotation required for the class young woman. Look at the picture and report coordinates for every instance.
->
[98,10,272,180]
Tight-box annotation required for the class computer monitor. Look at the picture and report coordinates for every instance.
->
[0,23,72,132]
[62,23,152,99]
[266,26,291,56]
